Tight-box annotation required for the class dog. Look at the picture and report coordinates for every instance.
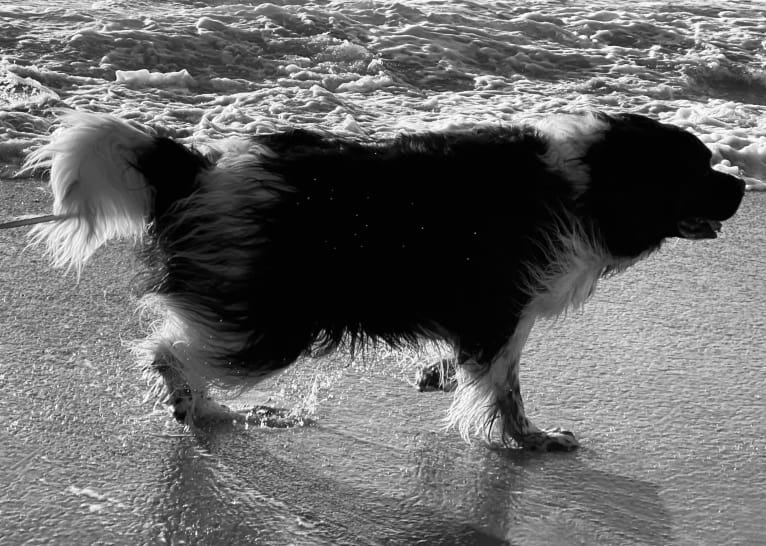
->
[26,111,745,451]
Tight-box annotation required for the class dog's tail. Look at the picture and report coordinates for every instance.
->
[25,111,209,273]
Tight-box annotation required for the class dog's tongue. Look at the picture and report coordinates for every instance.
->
[677,218,721,239]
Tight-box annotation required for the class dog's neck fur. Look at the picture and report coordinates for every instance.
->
[535,112,609,197]
[523,212,655,322]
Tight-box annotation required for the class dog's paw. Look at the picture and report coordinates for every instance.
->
[240,405,314,428]
[169,389,237,426]
[190,396,238,426]
[414,357,457,392]
[168,386,194,423]
[517,428,579,451]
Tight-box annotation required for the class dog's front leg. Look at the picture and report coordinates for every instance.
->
[492,348,579,451]
[448,316,579,451]
[491,317,579,451]
[414,357,458,391]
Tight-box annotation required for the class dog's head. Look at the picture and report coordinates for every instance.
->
[582,113,745,257]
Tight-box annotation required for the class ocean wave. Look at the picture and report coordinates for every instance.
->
[0,0,764,187]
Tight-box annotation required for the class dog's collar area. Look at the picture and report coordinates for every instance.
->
[676,217,722,239]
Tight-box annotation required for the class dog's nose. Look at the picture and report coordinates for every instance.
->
[709,171,746,220]
[737,175,746,195]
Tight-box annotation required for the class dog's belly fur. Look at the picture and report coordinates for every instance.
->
[27,112,745,451]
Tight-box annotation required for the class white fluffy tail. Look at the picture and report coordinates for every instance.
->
[25,112,156,273]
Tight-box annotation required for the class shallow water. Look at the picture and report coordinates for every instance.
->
[1,180,764,544]
[1,0,765,544]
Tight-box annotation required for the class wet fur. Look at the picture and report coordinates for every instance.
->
[27,111,745,450]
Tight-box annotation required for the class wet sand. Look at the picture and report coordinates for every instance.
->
[1,177,764,545]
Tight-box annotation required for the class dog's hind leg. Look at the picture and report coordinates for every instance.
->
[139,304,309,428]
[136,301,249,426]
[148,343,237,426]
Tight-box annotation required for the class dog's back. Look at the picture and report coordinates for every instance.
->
[222,127,574,362]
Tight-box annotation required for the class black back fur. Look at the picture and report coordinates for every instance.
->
[138,127,575,369]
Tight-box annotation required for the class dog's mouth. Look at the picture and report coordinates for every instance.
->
[676,217,723,239]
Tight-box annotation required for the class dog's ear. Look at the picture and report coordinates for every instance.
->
[600,113,684,150]
[587,113,704,180]
[580,114,684,256]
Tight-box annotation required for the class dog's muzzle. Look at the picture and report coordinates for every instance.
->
[676,171,746,239]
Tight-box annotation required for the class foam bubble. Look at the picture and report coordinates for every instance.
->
[115,69,195,89]
[3,0,765,189]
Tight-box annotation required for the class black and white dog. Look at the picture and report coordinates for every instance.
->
[27,111,744,450]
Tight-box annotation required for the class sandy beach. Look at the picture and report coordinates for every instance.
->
[2,174,764,543]
[2,0,766,542]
